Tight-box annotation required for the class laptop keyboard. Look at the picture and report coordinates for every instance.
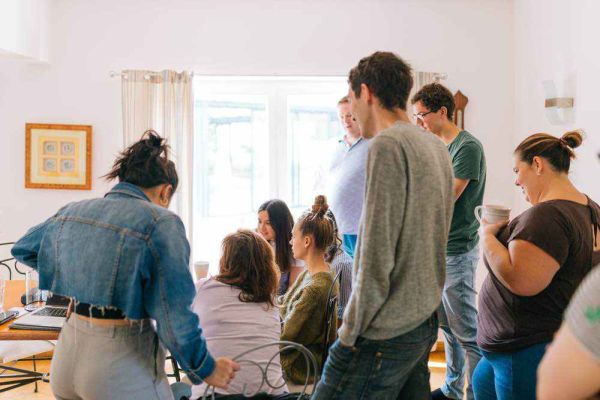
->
[33,307,67,318]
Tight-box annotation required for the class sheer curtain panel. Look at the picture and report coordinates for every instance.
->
[121,70,194,247]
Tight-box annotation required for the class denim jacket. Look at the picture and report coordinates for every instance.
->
[11,182,215,383]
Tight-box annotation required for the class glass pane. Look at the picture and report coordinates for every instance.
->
[193,94,268,269]
[288,94,343,209]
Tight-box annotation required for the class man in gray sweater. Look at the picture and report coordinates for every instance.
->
[313,51,454,399]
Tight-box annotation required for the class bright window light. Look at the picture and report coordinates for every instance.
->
[193,77,347,271]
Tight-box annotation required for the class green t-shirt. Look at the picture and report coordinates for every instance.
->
[447,131,486,256]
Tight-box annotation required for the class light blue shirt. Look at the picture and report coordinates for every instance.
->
[328,137,369,235]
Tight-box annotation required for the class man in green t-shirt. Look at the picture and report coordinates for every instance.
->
[412,83,486,400]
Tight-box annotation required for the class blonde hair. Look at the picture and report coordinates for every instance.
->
[338,96,350,105]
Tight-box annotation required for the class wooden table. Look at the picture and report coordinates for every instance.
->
[0,280,58,393]
[0,280,59,341]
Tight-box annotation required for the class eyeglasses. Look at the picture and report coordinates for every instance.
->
[413,111,434,121]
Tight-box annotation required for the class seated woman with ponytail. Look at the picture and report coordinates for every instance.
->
[11,131,239,400]
[279,195,338,384]
[473,130,600,399]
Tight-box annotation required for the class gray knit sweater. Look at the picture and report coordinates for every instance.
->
[339,121,454,346]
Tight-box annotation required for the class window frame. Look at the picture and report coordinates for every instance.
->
[192,76,348,269]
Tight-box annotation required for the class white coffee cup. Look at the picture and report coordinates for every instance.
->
[474,205,511,224]
[194,261,210,280]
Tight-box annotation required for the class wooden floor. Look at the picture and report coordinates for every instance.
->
[0,353,447,399]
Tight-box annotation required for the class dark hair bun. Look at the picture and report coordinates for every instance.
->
[561,130,584,150]
[103,130,179,191]
[146,130,164,147]
[142,130,167,159]
[311,195,329,217]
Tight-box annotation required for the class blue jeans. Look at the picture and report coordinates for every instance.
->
[472,342,548,400]
[439,246,482,400]
[312,313,438,400]
[342,234,358,258]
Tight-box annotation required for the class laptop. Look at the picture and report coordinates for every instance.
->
[10,293,70,331]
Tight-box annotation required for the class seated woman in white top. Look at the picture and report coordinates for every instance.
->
[191,229,288,398]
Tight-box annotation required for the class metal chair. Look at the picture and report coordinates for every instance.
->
[319,268,342,372]
[167,354,181,382]
[0,242,52,393]
[0,242,28,280]
[173,341,316,400]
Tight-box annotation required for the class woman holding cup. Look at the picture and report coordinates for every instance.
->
[473,130,600,399]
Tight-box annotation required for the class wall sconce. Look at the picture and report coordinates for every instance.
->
[542,75,576,125]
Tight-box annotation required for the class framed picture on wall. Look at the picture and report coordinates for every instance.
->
[25,123,92,190]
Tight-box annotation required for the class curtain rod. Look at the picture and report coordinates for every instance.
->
[108,71,195,79]
[110,70,447,80]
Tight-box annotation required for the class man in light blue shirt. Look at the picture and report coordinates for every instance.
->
[327,96,369,258]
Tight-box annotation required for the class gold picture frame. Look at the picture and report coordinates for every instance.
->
[25,123,92,190]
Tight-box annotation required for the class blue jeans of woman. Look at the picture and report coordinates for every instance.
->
[472,342,548,400]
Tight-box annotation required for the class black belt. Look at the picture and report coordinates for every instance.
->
[74,302,126,319]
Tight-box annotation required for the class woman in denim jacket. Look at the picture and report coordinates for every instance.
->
[12,131,239,400]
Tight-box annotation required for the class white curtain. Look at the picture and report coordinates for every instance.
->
[410,71,439,98]
[121,70,194,244]
[409,71,441,120]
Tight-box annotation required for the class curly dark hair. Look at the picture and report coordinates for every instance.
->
[348,51,413,111]
[104,130,178,191]
[411,83,456,122]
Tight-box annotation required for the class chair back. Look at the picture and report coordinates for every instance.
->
[199,341,318,400]
[0,242,27,280]
[320,267,342,372]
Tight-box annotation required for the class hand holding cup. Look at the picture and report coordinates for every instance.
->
[475,205,511,236]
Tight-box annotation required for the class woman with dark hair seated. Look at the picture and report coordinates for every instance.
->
[280,195,338,384]
[191,229,288,398]
[258,199,304,295]
[11,131,238,400]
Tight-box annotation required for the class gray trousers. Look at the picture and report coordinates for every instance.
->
[50,315,174,400]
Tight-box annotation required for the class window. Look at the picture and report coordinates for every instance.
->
[193,77,347,270]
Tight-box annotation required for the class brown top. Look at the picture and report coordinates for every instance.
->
[478,197,600,352]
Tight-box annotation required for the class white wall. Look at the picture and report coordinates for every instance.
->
[0,0,49,61]
[513,0,600,213]
[0,0,515,243]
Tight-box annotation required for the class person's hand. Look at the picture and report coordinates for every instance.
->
[203,357,240,389]
[480,218,508,237]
